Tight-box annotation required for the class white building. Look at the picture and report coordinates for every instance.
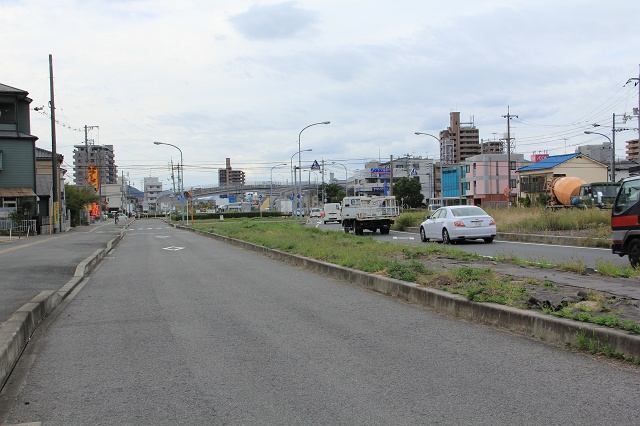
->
[143,177,162,212]
[352,157,435,205]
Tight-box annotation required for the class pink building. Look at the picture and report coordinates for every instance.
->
[462,153,529,207]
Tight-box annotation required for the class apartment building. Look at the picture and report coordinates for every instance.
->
[73,144,117,186]
[143,177,162,212]
[439,112,481,164]
[218,157,245,186]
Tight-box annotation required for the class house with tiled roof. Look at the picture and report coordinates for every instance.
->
[516,153,608,203]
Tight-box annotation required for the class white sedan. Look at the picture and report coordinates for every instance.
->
[419,206,496,244]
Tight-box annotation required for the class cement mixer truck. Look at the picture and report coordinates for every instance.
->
[546,176,586,208]
[546,177,620,209]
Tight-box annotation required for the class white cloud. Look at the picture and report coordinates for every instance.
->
[229,1,318,40]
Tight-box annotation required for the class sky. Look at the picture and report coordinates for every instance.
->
[3,0,640,190]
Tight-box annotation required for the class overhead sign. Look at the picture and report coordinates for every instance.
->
[311,160,321,170]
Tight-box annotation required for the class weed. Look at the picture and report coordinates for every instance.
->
[595,259,640,278]
[557,259,587,275]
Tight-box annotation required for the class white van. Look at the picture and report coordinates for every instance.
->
[323,203,342,224]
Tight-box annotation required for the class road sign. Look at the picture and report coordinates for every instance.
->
[410,168,418,176]
[311,160,320,170]
[177,195,184,202]
[259,194,263,201]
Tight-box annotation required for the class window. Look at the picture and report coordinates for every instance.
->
[510,161,517,171]
[0,103,16,124]
[510,178,517,189]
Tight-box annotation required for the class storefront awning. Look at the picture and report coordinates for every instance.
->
[0,187,37,197]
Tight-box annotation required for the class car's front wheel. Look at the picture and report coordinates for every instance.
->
[420,227,429,242]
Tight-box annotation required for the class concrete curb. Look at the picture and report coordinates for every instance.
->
[0,229,126,390]
[187,227,640,360]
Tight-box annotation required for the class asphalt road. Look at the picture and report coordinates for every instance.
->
[1,219,638,425]
[313,220,627,270]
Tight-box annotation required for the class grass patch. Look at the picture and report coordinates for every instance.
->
[595,259,640,278]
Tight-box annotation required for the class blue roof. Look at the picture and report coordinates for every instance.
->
[516,153,582,173]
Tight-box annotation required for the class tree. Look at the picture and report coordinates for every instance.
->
[321,183,346,204]
[65,184,99,226]
[393,177,424,208]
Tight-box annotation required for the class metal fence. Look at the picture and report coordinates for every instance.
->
[0,219,38,234]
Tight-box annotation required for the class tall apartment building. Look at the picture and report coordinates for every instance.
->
[218,158,245,186]
[439,112,481,164]
[73,144,117,186]
[626,139,639,161]
[143,177,162,212]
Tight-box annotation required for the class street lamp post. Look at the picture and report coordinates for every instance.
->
[291,149,311,216]
[584,131,614,182]
[331,161,348,196]
[298,121,330,221]
[153,141,185,224]
[270,163,287,210]
[416,132,441,200]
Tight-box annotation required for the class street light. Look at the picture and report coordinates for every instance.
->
[270,163,287,210]
[331,161,348,195]
[415,132,440,142]
[584,131,614,182]
[153,141,185,224]
[298,121,330,220]
[291,149,312,213]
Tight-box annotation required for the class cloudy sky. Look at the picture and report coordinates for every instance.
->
[3,0,640,189]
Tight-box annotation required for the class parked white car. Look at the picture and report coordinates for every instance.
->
[419,206,496,244]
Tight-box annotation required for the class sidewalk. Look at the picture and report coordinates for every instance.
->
[1,218,132,389]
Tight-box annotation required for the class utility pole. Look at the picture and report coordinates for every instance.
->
[626,65,640,155]
[49,55,60,233]
[502,106,518,206]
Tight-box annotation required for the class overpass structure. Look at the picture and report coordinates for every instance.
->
[157,181,322,211]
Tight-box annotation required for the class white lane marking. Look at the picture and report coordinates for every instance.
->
[393,237,415,240]
[162,246,184,251]
[155,236,171,238]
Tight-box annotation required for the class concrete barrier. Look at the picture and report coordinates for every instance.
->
[188,227,640,360]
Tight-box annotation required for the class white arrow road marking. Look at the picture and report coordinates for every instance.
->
[392,237,415,240]
[162,246,185,251]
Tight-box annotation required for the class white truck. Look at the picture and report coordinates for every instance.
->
[279,199,293,216]
[341,195,400,235]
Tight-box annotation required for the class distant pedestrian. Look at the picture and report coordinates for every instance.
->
[114,213,119,225]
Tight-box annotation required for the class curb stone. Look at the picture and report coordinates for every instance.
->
[0,229,126,390]
[185,226,640,360]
